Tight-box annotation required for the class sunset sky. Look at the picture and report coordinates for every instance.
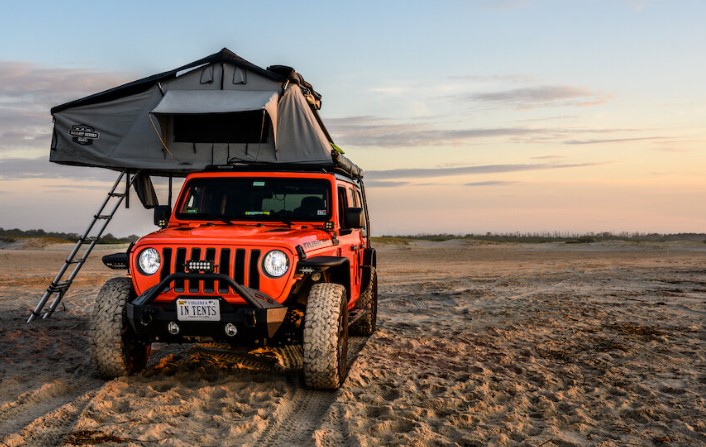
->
[1,0,705,236]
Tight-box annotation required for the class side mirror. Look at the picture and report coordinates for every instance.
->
[153,205,171,228]
[344,208,365,229]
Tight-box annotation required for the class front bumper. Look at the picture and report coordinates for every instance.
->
[126,273,288,342]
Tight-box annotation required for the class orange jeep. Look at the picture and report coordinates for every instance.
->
[91,166,377,389]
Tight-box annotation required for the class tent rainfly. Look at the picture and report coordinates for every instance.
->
[49,48,362,178]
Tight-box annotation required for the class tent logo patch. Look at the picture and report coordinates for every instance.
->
[69,125,100,145]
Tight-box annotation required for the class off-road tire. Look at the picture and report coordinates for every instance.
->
[302,283,349,389]
[90,277,151,379]
[350,266,378,336]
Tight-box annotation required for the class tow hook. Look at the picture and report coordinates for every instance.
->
[244,309,257,328]
[140,310,153,326]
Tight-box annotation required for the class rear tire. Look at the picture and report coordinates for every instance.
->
[90,278,151,379]
[303,283,349,389]
[351,267,378,336]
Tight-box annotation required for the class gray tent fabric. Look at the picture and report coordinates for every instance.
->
[274,85,333,163]
[52,87,166,170]
[151,90,279,115]
[48,48,362,178]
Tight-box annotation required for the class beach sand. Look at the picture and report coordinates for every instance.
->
[1,239,704,446]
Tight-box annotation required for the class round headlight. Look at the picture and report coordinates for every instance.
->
[137,248,160,275]
[262,250,289,277]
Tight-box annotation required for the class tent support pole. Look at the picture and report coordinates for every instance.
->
[125,172,130,208]
[168,175,173,207]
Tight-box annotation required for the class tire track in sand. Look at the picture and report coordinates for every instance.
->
[255,336,369,447]
[0,387,99,447]
[0,377,102,441]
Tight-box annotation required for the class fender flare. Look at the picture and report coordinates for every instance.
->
[296,256,351,301]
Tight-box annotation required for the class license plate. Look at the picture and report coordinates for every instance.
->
[176,299,221,321]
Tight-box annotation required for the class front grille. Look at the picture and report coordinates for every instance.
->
[160,247,261,294]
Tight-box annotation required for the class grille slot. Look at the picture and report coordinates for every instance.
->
[174,248,187,292]
[188,248,201,292]
[204,248,216,292]
[160,248,172,292]
[249,249,261,290]
[158,246,261,295]
[218,248,230,293]
[234,249,246,284]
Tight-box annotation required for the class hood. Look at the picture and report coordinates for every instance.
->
[135,223,334,254]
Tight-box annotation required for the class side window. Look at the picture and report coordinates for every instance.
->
[346,187,356,208]
[355,190,363,208]
[355,189,368,235]
[337,186,347,227]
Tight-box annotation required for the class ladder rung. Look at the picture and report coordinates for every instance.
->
[94,214,112,220]
[81,236,98,242]
[48,281,72,292]
[68,258,86,264]
[108,192,126,198]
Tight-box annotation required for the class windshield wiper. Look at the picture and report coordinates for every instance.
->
[201,213,234,225]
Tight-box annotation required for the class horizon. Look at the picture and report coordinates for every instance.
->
[1,1,705,236]
[4,225,706,241]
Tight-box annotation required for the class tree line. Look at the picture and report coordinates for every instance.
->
[0,228,139,244]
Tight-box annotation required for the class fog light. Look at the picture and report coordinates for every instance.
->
[311,272,322,282]
[225,323,238,337]
[168,321,180,335]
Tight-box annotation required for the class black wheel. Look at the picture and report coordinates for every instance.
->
[90,277,151,379]
[350,266,378,336]
[302,283,349,389]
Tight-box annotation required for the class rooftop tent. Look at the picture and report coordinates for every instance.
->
[49,48,360,177]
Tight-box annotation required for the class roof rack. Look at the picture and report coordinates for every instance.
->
[203,150,364,180]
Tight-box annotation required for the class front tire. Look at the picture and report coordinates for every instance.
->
[90,278,151,379]
[303,283,349,389]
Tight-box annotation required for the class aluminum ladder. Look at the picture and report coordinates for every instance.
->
[27,171,136,323]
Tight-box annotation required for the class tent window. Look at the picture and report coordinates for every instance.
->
[200,66,214,84]
[173,111,270,144]
[233,67,247,85]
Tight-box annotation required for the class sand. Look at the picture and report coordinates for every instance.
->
[0,239,705,446]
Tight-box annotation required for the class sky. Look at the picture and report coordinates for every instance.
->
[0,0,705,236]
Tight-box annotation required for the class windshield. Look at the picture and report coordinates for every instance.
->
[175,177,331,222]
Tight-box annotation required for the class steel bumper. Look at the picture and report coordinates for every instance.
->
[126,273,288,340]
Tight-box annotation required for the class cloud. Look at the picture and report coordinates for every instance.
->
[449,74,534,84]
[329,114,661,149]
[327,116,542,147]
[563,136,667,145]
[468,85,609,109]
[363,180,412,188]
[530,154,564,160]
[0,156,118,181]
[464,180,517,187]
[366,162,602,180]
[0,61,132,153]
[0,61,132,103]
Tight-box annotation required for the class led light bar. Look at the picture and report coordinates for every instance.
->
[186,259,215,273]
